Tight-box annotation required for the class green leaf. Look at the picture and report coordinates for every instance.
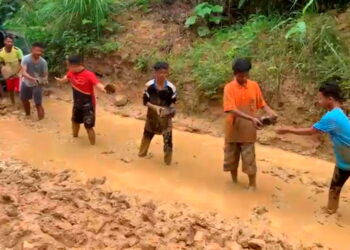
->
[212,5,223,13]
[285,21,306,40]
[209,16,222,25]
[82,19,93,25]
[194,2,208,13]
[196,6,212,18]
[197,26,210,37]
[185,16,197,28]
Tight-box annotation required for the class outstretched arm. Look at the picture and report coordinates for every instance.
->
[96,82,107,93]
[276,126,320,136]
[55,75,69,84]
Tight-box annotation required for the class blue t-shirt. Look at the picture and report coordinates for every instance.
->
[313,108,350,170]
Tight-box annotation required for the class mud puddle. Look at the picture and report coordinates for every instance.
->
[0,99,349,249]
[0,159,323,249]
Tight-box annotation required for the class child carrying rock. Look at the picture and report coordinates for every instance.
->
[138,62,177,165]
[55,55,106,145]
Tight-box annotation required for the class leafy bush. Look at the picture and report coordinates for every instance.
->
[185,2,224,37]
[193,0,349,17]
[0,0,22,25]
[5,0,120,72]
[174,15,280,96]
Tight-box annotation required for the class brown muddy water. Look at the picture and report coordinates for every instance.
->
[0,99,349,249]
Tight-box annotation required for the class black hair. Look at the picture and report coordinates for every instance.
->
[67,55,83,65]
[154,61,169,71]
[232,58,252,73]
[4,34,14,41]
[319,78,345,102]
[31,42,45,49]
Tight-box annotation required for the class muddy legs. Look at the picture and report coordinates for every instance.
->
[22,100,31,116]
[163,131,172,165]
[72,122,80,137]
[230,169,238,183]
[248,174,257,191]
[327,187,341,214]
[326,167,350,214]
[9,91,15,105]
[139,130,173,165]
[139,130,154,157]
[21,100,45,120]
[36,105,45,120]
[72,122,95,145]
[86,128,96,145]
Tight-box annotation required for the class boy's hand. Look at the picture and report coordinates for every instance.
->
[269,111,278,119]
[156,106,165,116]
[55,77,65,83]
[251,117,263,129]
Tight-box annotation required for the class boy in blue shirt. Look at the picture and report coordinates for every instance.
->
[276,80,350,214]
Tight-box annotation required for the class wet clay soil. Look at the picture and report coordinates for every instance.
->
[0,98,349,249]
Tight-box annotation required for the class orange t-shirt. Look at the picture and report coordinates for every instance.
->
[223,79,266,143]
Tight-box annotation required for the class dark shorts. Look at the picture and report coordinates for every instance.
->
[223,142,256,175]
[72,103,95,129]
[20,84,42,105]
[330,166,350,190]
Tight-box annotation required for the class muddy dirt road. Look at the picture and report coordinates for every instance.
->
[0,98,349,249]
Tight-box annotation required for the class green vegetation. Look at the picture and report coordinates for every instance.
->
[0,0,22,25]
[195,0,348,17]
[4,0,121,72]
[171,12,350,102]
[185,2,224,37]
[170,14,350,99]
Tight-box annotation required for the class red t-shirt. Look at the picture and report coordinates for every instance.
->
[67,69,99,105]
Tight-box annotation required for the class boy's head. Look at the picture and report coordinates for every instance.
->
[4,35,14,49]
[67,55,84,72]
[232,58,251,85]
[153,61,169,82]
[318,79,345,109]
[31,42,45,57]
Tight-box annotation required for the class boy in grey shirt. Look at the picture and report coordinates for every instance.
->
[21,42,48,120]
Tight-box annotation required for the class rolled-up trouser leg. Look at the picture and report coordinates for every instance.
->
[223,142,241,172]
[163,130,173,165]
[139,130,155,157]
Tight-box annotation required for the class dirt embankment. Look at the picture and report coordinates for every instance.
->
[80,2,350,160]
[0,159,326,250]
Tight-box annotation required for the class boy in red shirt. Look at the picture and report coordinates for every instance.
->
[55,55,106,145]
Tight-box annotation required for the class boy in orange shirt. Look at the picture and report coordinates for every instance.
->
[223,58,277,190]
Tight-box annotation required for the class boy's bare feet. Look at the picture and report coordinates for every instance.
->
[322,206,337,215]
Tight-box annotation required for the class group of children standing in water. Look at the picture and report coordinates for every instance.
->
[1,34,350,214]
